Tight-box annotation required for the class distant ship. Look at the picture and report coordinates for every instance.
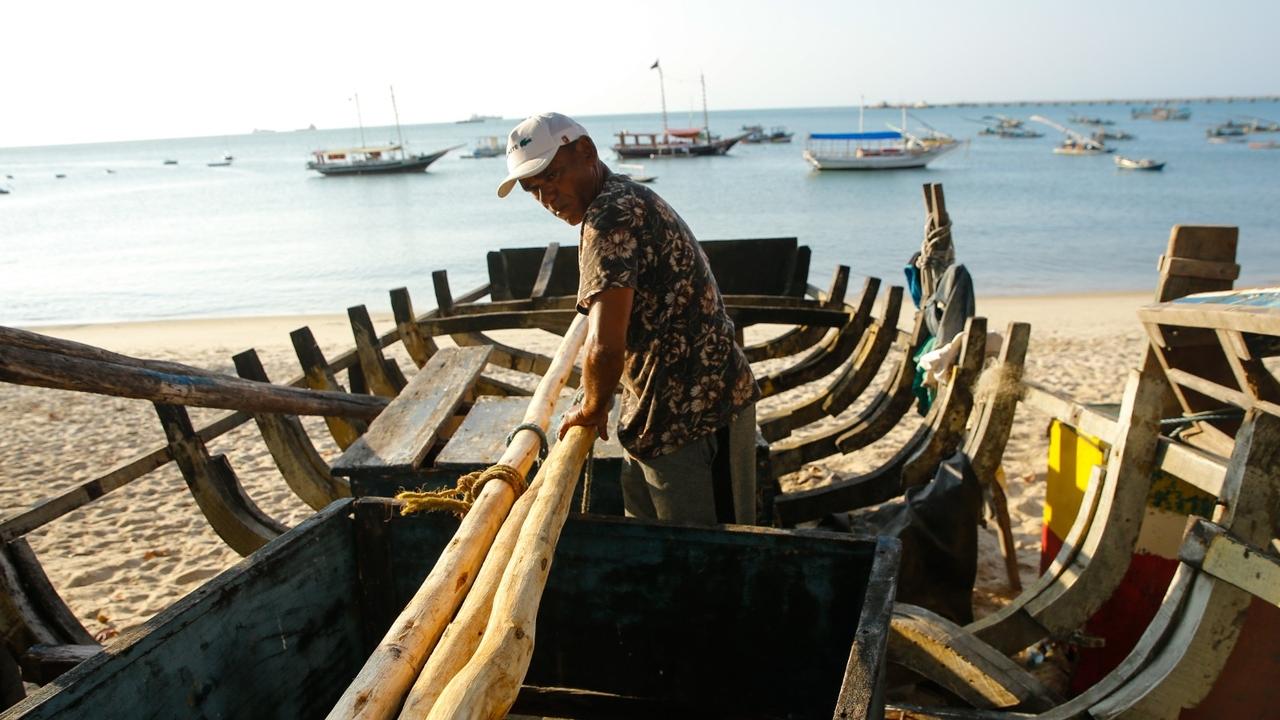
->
[455,114,502,124]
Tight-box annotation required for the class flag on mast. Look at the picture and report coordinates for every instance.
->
[650,59,660,70]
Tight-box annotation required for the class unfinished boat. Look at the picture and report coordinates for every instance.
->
[0,187,1276,717]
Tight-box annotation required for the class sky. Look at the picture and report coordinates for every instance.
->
[5,0,1277,148]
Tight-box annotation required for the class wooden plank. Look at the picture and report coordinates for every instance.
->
[154,403,288,556]
[0,335,386,420]
[436,396,624,468]
[1157,256,1240,281]
[452,332,581,388]
[889,604,1059,710]
[19,645,99,685]
[389,287,438,368]
[290,326,369,450]
[414,305,850,336]
[475,374,535,398]
[1180,518,1280,609]
[233,349,350,511]
[331,346,492,478]
[529,242,560,300]
[835,536,901,720]
[348,305,407,398]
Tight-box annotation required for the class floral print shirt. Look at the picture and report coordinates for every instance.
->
[577,172,759,459]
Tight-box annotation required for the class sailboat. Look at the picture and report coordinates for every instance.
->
[612,64,747,159]
[307,88,461,176]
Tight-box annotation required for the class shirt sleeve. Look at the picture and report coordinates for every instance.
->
[577,214,641,314]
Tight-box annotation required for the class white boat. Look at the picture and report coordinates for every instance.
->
[462,137,504,159]
[803,130,957,170]
[616,163,657,183]
[1115,155,1165,171]
[804,105,959,170]
[308,87,461,176]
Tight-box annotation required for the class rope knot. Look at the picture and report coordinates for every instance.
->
[394,463,527,517]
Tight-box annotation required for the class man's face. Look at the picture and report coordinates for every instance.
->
[519,139,594,226]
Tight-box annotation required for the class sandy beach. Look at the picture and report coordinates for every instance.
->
[1,290,1152,641]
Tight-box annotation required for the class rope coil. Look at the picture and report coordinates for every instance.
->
[395,463,527,517]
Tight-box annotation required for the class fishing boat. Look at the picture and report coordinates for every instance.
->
[1207,120,1250,139]
[2,193,1276,717]
[975,117,1043,139]
[1069,114,1114,126]
[1093,128,1135,141]
[1114,155,1165,171]
[1241,116,1280,133]
[162,159,178,165]
[616,163,657,183]
[308,88,461,176]
[455,114,501,124]
[741,125,795,143]
[613,63,745,159]
[462,137,504,159]
[1132,104,1191,121]
[206,153,234,167]
[1032,115,1114,155]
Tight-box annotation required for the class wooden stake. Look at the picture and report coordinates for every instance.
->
[325,315,586,720]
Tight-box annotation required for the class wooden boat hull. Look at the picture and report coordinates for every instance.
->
[612,134,746,159]
[307,149,450,176]
[5,498,900,720]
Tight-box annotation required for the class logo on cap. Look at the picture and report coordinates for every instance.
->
[518,137,533,148]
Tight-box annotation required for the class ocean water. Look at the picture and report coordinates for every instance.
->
[2,102,1279,326]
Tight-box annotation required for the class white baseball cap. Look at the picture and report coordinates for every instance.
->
[496,112,589,198]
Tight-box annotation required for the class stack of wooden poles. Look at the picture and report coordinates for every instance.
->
[327,315,594,720]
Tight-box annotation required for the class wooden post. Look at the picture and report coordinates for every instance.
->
[290,326,369,449]
[349,305,407,398]
[423,426,596,720]
[390,287,438,368]
[529,243,559,301]
[433,270,455,316]
[325,315,587,720]
[232,349,350,510]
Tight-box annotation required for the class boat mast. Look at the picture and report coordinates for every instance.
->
[653,60,670,139]
[701,72,710,141]
[859,95,864,133]
[354,92,367,148]
[390,84,406,150]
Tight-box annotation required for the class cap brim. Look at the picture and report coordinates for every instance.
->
[496,154,555,198]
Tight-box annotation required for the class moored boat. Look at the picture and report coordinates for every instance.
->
[462,136,504,159]
[612,130,747,158]
[803,131,958,170]
[1115,155,1165,170]
[306,144,458,175]
[1032,114,1114,155]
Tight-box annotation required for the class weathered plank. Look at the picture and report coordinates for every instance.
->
[834,536,901,720]
[889,604,1059,711]
[153,403,287,556]
[331,346,492,478]
[1180,517,1280,609]
[18,645,98,685]
[452,332,581,388]
[436,395,625,468]
[232,349,350,510]
[529,242,560,300]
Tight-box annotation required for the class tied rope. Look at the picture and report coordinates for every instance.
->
[395,464,527,517]
[916,217,955,301]
[394,422,551,517]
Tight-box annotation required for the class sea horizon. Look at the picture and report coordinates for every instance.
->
[3,100,1279,327]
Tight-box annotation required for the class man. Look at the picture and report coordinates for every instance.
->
[497,112,760,525]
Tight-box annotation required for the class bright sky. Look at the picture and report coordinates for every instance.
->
[6,0,1277,148]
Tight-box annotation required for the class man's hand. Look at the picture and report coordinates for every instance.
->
[559,402,610,440]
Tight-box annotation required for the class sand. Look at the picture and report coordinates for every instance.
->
[0,291,1152,641]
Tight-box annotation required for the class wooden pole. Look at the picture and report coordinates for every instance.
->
[424,425,596,720]
[326,315,587,720]
[0,328,387,420]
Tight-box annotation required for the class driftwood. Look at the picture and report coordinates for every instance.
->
[0,326,387,420]
[325,316,587,720]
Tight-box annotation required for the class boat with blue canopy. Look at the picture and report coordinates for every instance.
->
[803,130,958,170]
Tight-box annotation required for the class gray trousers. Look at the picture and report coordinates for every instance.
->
[620,405,757,525]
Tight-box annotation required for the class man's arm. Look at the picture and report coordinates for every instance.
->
[559,286,633,440]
